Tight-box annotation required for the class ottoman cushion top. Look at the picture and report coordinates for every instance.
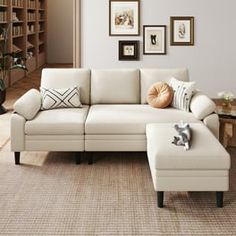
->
[146,123,230,170]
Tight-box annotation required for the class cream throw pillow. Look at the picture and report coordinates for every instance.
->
[40,87,82,110]
[168,77,195,112]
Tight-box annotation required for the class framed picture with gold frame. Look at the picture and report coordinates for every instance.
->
[170,16,194,46]
[109,0,140,36]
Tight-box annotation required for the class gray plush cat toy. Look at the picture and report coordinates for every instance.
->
[172,121,192,150]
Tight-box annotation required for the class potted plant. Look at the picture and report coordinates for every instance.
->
[0,23,28,115]
[217,91,235,112]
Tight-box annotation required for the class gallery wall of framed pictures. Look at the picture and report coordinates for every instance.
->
[109,0,195,61]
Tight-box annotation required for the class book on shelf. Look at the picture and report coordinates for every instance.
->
[12,25,23,36]
[38,23,44,31]
[0,0,7,5]
[12,0,24,7]
[38,1,44,9]
[27,12,36,21]
[27,0,36,9]
[0,11,7,22]
[27,24,35,34]
[39,12,44,20]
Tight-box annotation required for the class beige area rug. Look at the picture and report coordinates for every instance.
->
[0,143,236,235]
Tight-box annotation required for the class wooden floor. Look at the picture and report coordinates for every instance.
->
[4,64,73,111]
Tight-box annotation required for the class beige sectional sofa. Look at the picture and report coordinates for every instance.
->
[11,68,231,208]
[11,68,218,165]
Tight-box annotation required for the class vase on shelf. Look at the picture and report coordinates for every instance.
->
[222,100,232,113]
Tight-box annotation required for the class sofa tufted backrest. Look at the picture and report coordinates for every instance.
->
[91,69,140,104]
[41,69,91,105]
[140,68,189,104]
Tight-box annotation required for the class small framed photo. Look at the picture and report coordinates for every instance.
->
[109,0,140,36]
[143,25,166,55]
[119,40,139,60]
[170,16,194,46]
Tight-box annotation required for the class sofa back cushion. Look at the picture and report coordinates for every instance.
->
[41,69,91,105]
[91,69,140,104]
[140,68,189,104]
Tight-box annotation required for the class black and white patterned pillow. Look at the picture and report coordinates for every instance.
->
[168,77,195,112]
[40,87,82,110]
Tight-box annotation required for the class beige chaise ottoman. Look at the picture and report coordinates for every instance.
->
[146,123,231,208]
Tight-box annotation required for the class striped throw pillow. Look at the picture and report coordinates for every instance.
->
[169,77,195,112]
[40,87,82,110]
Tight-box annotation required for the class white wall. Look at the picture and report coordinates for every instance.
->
[81,0,236,97]
[47,0,73,63]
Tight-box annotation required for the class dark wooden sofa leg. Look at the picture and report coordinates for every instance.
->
[216,192,224,208]
[87,152,93,165]
[157,191,164,208]
[75,152,81,165]
[15,152,20,165]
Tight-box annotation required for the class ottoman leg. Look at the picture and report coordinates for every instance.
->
[157,191,164,208]
[15,152,20,165]
[216,192,224,208]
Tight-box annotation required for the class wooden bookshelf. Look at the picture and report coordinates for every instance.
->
[0,0,47,86]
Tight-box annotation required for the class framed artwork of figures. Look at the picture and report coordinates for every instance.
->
[109,0,140,36]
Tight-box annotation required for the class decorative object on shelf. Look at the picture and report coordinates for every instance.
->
[12,12,19,22]
[170,16,194,46]
[218,91,234,112]
[0,24,28,114]
[109,0,140,36]
[143,25,166,55]
[118,40,139,60]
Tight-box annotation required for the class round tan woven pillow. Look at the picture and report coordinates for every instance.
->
[147,82,173,108]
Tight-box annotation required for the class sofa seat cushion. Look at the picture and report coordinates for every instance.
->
[25,106,89,135]
[85,105,201,135]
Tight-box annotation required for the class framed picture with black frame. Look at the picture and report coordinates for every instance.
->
[119,40,139,60]
[143,25,167,55]
[109,0,140,36]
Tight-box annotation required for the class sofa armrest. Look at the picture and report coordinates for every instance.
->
[13,89,41,120]
[11,114,26,151]
[190,92,216,120]
[203,113,220,139]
